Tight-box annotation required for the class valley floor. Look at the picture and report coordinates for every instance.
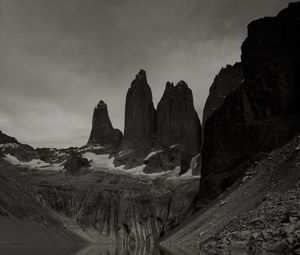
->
[161,135,300,255]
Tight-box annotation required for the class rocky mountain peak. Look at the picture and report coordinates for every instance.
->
[131,69,148,88]
[0,130,19,144]
[123,69,156,149]
[87,100,122,149]
[156,80,201,167]
[176,80,189,90]
[96,100,107,109]
[199,2,300,201]
[278,2,300,18]
[165,81,175,90]
[203,62,243,123]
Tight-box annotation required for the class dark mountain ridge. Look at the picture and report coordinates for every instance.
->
[197,1,300,202]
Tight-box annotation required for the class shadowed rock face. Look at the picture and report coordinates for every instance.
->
[157,81,201,156]
[87,100,122,149]
[123,70,156,149]
[21,169,199,244]
[199,3,300,201]
[0,130,39,162]
[203,63,243,124]
[156,81,201,175]
[0,131,19,144]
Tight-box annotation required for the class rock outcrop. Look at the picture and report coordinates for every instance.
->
[0,159,84,244]
[199,2,300,201]
[156,81,201,157]
[64,151,90,175]
[156,81,201,175]
[0,130,39,162]
[0,130,19,144]
[123,70,156,149]
[87,100,122,149]
[203,63,243,123]
[20,167,199,244]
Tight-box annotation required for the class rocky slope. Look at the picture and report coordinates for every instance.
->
[16,162,199,245]
[0,159,85,244]
[161,134,300,254]
[0,129,200,246]
[114,71,201,175]
[198,2,300,202]
[87,100,122,149]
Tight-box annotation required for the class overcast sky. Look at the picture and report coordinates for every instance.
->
[0,0,290,148]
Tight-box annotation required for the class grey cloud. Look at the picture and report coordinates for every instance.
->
[0,0,289,147]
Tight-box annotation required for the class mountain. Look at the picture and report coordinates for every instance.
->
[114,70,201,175]
[197,2,300,202]
[123,69,156,149]
[87,100,122,150]
[157,81,201,156]
[202,63,243,124]
[156,81,201,174]
[162,134,300,254]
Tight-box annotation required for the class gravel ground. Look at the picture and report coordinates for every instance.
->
[161,135,300,255]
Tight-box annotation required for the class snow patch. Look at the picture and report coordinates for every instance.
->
[4,154,64,170]
[144,150,163,161]
[78,145,105,153]
[83,152,124,170]
[126,164,146,174]
[170,144,179,149]
[117,149,134,157]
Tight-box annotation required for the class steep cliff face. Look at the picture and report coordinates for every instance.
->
[0,130,19,144]
[0,130,39,162]
[115,75,201,175]
[199,3,300,201]
[156,81,201,158]
[21,169,198,244]
[87,100,122,149]
[123,70,156,149]
[202,63,243,124]
[0,159,84,244]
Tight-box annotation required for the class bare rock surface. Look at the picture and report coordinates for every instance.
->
[87,100,122,149]
[199,2,300,201]
[123,69,156,149]
[18,164,199,244]
[161,134,300,254]
[156,81,201,157]
[202,63,243,124]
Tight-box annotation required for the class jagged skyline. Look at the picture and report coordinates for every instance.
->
[0,0,290,147]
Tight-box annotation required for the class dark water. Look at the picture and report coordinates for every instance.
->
[0,244,203,255]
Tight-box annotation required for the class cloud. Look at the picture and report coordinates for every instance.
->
[0,0,289,147]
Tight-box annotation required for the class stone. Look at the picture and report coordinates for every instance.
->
[87,100,122,149]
